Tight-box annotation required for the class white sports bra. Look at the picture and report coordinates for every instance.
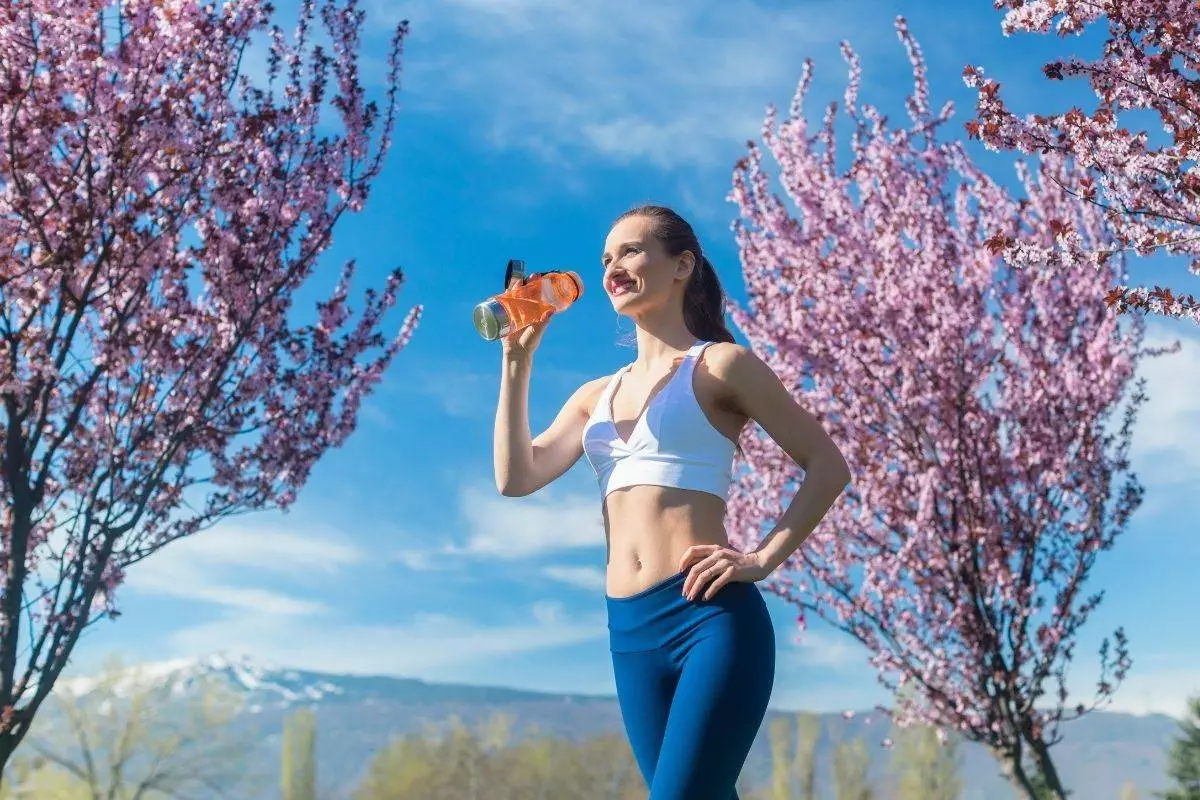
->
[582,341,736,500]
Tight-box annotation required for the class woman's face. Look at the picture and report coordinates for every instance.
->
[601,215,692,316]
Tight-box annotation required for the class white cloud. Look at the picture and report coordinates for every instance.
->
[122,519,365,615]
[161,601,607,677]
[531,599,566,625]
[358,402,397,431]
[123,562,324,617]
[1130,320,1200,488]
[164,585,325,617]
[393,548,455,571]
[386,483,605,571]
[116,500,609,683]
[542,565,607,591]
[374,0,892,169]
[400,359,496,419]
[1070,659,1198,720]
[168,522,366,573]
[770,679,890,715]
[780,629,862,670]
[1106,669,1198,719]
[457,484,605,559]
[770,638,1199,720]
[391,359,594,422]
[383,482,606,579]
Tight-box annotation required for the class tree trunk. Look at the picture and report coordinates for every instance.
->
[0,729,27,791]
[994,747,1045,800]
[1027,735,1069,800]
[0,473,37,784]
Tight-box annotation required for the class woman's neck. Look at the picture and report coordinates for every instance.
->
[630,308,696,370]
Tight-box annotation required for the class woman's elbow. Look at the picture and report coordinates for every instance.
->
[835,455,853,490]
[817,447,853,490]
[496,474,532,497]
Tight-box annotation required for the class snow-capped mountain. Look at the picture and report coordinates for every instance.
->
[48,654,1182,800]
[60,653,349,711]
[59,651,609,714]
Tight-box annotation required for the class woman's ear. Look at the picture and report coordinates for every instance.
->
[675,251,696,282]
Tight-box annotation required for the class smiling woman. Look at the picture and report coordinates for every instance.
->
[490,204,853,799]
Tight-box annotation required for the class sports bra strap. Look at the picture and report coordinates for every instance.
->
[678,340,709,382]
[593,342,708,421]
[594,367,627,421]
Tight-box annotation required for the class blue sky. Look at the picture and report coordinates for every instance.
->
[68,0,1198,720]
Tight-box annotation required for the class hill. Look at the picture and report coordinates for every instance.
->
[51,653,1180,799]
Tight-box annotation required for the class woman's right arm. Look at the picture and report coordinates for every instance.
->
[493,320,601,497]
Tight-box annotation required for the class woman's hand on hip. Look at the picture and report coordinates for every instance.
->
[678,544,769,601]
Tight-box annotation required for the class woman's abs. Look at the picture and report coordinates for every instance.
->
[602,485,731,598]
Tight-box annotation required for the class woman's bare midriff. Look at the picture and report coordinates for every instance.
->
[602,484,732,598]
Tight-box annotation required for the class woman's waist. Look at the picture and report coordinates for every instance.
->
[602,484,727,531]
[604,548,718,599]
[602,492,731,598]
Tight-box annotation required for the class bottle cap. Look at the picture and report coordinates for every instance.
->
[563,271,583,301]
[505,259,526,288]
[473,298,510,341]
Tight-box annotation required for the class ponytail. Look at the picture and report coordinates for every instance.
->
[613,205,736,343]
[683,254,736,344]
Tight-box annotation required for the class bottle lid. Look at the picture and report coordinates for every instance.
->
[505,259,526,288]
[473,298,509,341]
[564,271,583,300]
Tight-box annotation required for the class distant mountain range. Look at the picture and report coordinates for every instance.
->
[53,654,1181,799]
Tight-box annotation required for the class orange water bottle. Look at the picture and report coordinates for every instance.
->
[473,260,584,341]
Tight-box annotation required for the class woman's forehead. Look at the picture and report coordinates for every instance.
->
[605,215,653,247]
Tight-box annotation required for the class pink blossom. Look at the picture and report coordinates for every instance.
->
[967,0,1200,325]
[726,17,1147,799]
[0,0,417,761]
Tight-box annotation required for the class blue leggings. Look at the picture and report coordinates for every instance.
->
[606,570,776,800]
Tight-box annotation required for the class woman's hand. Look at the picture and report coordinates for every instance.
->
[500,316,550,361]
[499,276,551,361]
[678,544,769,601]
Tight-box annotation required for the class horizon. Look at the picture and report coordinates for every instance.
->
[57,651,1190,723]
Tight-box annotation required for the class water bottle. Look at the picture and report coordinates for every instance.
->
[473,262,583,341]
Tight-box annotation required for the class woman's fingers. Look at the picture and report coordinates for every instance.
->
[682,552,721,597]
[684,554,730,600]
[510,316,550,352]
[703,565,736,601]
[678,544,720,573]
[680,547,763,600]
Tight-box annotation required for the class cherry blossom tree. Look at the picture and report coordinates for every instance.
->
[725,18,1161,799]
[0,0,419,771]
[964,0,1200,323]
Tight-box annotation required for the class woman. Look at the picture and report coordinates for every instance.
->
[493,204,852,800]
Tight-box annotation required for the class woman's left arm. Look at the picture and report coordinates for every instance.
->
[680,344,853,601]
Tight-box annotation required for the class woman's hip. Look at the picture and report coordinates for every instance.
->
[605,570,773,656]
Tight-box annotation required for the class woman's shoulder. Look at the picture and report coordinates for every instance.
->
[697,342,784,403]
[698,340,758,376]
[565,371,620,415]
[577,372,617,394]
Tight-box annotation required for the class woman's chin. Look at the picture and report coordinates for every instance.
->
[608,293,636,312]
